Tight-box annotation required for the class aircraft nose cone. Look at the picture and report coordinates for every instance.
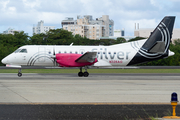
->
[1,57,7,64]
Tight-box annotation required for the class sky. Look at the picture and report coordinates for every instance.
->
[0,0,180,36]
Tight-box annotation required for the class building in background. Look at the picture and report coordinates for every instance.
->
[62,15,114,40]
[3,28,21,35]
[134,23,180,42]
[33,20,55,34]
[101,29,126,40]
[61,17,77,27]
[114,29,125,37]
[100,29,136,41]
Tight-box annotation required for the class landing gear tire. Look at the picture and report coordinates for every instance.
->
[18,72,22,77]
[84,72,89,77]
[78,67,89,77]
[78,72,84,77]
[18,69,22,77]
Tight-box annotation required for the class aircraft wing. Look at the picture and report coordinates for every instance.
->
[75,52,97,63]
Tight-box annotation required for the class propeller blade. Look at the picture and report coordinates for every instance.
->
[53,48,56,67]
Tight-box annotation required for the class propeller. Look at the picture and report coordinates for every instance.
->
[53,48,56,67]
[51,48,56,67]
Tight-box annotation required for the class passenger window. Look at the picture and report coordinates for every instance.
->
[20,49,27,53]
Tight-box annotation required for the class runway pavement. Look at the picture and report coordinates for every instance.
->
[0,73,180,119]
[0,73,180,103]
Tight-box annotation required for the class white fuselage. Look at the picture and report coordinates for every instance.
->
[2,40,146,67]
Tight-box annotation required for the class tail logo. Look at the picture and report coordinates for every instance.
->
[131,21,170,59]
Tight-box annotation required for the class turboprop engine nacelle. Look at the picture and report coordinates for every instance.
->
[56,53,98,67]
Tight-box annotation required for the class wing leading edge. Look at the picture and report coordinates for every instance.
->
[75,52,97,63]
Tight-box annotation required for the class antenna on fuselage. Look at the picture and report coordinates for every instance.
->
[70,43,73,46]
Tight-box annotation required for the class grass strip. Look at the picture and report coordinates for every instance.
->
[0,69,180,73]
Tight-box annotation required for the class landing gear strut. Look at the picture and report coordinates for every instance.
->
[18,69,22,77]
[78,67,89,77]
[84,66,89,77]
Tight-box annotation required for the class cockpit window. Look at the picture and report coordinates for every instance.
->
[14,49,21,53]
[20,49,27,53]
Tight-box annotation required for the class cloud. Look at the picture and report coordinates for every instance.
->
[0,0,179,36]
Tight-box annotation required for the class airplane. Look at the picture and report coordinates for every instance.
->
[1,16,175,77]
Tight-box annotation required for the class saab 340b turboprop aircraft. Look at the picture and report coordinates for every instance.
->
[1,16,175,77]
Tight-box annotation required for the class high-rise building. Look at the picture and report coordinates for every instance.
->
[33,20,55,34]
[61,17,77,27]
[62,15,114,40]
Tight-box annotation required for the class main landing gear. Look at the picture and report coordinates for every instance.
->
[18,69,22,77]
[78,67,89,77]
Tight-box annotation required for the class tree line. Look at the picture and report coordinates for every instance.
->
[0,28,179,66]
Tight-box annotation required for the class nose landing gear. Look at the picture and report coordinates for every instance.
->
[18,69,22,77]
[78,67,89,77]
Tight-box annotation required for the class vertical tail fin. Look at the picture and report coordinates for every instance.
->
[128,16,175,66]
[141,16,175,53]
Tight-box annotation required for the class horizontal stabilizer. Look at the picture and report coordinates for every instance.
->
[75,52,97,63]
[148,41,165,54]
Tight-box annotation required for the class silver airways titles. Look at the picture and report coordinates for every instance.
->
[92,48,130,60]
